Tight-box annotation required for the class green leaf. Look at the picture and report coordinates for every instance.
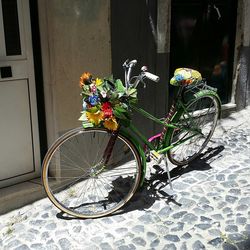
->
[113,109,128,120]
[81,85,92,97]
[87,106,99,113]
[82,121,94,128]
[119,118,130,127]
[115,79,126,92]
[97,85,104,92]
[114,106,127,113]
[129,97,138,105]
[127,88,137,98]
[110,92,118,101]
[106,75,114,82]
[78,112,88,122]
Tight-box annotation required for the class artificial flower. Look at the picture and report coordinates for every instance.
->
[184,79,192,85]
[103,116,118,131]
[175,74,184,81]
[79,72,137,131]
[102,102,112,110]
[86,111,104,125]
[82,101,88,111]
[103,109,113,118]
[101,102,113,118]
[90,84,97,93]
[79,72,91,87]
[95,78,103,86]
[101,91,107,98]
[88,95,99,106]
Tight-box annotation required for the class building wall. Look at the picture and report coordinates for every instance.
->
[234,0,250,109]
[38,0,111,145]
[37,0,250,146]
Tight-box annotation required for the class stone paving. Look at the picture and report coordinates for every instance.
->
[1,107,250,250]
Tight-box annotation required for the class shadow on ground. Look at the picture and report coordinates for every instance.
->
[121,145,225,213]
[56,145,224,220]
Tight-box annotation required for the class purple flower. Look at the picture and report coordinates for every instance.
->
[88,95,99,106]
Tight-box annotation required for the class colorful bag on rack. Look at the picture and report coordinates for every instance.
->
[170,68,202,86]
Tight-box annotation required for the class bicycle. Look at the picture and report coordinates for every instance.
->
[42,59,221,218]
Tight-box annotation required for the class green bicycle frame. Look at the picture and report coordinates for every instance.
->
[119,98,201,186]
[129,103,201,152]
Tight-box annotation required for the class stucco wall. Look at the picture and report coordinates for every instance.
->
[233,0,250,109]
[38,0,111,143]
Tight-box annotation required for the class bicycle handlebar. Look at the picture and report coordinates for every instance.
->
[143,72,160,83]
[123,59,160,89]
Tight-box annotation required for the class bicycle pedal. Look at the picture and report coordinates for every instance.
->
[146,155,151,162]
[150,150,163,163]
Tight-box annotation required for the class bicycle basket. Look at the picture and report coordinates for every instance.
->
[78,72,137,131]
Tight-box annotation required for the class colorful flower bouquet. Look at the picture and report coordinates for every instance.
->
[78,72,137,131]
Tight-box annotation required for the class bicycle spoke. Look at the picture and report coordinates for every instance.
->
[43,128,141,218]
[168,95,219,165]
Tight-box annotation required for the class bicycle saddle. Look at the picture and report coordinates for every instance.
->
[170,68,202,86]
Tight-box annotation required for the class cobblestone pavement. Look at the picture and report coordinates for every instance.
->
[1,107,250,250]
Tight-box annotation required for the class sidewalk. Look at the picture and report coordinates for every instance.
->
[0,107,250,250]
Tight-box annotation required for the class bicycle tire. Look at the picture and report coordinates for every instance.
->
[42,127,141,218]
[165,93,220,166]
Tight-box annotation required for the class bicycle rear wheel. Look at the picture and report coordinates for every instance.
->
[42,127,141,218]
[166,94,220,166]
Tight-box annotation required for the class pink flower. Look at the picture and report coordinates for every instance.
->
[90,84,97,93]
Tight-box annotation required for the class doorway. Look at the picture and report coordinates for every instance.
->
[170,0,238,103]
[0,0,41,188]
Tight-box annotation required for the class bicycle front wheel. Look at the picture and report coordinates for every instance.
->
[166,94,220,166]
[42,127,141,218]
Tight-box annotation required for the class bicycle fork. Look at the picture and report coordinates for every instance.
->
[103,130,119,165]
[89,130,119,177]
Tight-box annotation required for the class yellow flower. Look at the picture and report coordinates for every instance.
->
[95,78,103,86]
[86,111,104,125]
[103,117,118,131]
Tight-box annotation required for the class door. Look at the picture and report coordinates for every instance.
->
[111,0,160,137]
[170,0,238,103]
[0,0,40,188]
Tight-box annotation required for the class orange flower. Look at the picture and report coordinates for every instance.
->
[79,72,91,87]
[103,116,118,131]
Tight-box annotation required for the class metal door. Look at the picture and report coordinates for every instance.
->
[0,0,40,187]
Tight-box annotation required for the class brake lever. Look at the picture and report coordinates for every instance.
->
[122,59,129,68]
[141,77,147,88]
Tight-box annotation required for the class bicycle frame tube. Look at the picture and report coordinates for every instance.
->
[129,103,201,151]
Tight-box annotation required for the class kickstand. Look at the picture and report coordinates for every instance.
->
[163,156,177,199]
[163,156,173,189]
